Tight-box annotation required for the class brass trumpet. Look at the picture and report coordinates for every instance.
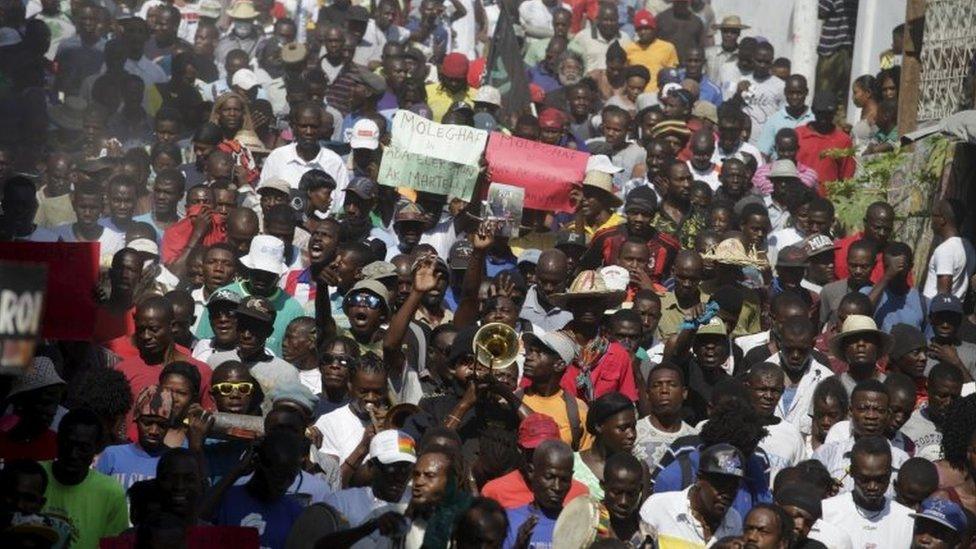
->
[473,322,519,370]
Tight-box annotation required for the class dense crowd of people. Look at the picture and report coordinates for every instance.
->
[0,0,972,547]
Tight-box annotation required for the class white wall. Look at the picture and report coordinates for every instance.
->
[846,0,907,123]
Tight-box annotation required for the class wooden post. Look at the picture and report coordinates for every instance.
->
[898,0,926,134]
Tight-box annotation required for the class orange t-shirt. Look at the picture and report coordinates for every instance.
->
[482,469,590,509]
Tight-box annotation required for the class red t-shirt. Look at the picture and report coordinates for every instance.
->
[560,340,638,402]
[481,469,590,509]
[834,232,914,286]
[0,415,58,461]
[92,306,136,347]
[116,346,214,441]
[796,124,855,195]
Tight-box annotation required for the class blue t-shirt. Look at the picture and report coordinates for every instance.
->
[503,505,559,549]
[95,442,165,490]
[859,285,925,332]
[654,449,772,519]
[215,485,304,549]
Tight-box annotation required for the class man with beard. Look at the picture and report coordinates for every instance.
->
[653,161,705,250]
[503,440,576,548]
[207,296,300,408]
[40,409,129,548]
[821,436,914,548]
[900,363,963,460]
[814,380,910,495]
[520,249,573,331]
[529,36,569,93]
[282,316,319,392]
[260,101,349,197]
[315,430,415,548]
[641,443,746,545]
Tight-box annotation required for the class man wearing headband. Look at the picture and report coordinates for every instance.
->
[97,385,174,490]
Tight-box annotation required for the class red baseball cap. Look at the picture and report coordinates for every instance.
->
[633,10,656,29]
[440,52,469,80]
[518,413,561,449]
[538,108,566,130]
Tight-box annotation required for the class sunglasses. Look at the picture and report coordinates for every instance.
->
[211,381,254,396]
[321,353,356,368]
[344,292,383,310]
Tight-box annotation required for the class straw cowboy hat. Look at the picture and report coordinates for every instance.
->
[549,270,626,309]
[712,15,750,30]
[582,171,623,208]
[702,238,769,269]
[828,314,894,358]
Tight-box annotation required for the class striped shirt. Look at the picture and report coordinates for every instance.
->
[817,0,859,55]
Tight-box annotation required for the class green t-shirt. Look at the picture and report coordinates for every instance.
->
[41,461,128,549]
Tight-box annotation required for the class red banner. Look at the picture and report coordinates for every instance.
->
[0,242,99,340]
[485,133,589,213]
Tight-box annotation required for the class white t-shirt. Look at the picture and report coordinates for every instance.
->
[639,487,742,547]
[299,368,322,395]
[812,437,909,496]
[899,407,942,461]
[923,236,976,300]
[759,418,806,483]
[821,492,913,549]
[314,403,366,466]
[742,74,786,147]
[687,161,722,192]
[633,418,698,470]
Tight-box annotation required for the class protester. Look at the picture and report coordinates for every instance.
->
[0,3,956,546]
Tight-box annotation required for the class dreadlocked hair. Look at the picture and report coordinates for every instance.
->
[700,396,768,456]
[473,425,521,489]
[941,394,976,470]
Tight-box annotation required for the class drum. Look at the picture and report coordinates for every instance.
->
[553,496,611,549]
[284,503,346,549]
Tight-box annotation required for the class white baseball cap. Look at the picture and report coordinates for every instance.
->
[350,118,380,150]
[240,234,288,276]
[475,85,502,107]
[586,154,623,174]
[232,68,260,91]
[370,430,417,464]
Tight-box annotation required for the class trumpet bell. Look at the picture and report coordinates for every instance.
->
[473,322,519,370]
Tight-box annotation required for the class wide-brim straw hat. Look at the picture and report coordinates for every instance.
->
[828,314,894,358]
[702,238,769,269]
[712,15,750,30]
[549,270,626,309]
[582,171,623,208]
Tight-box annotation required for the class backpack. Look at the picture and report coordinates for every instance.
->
[515,389,584,451]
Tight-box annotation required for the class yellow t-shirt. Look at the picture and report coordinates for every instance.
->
[424,83,478,123]
[624,39,680,93]
[522,390,594,451]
